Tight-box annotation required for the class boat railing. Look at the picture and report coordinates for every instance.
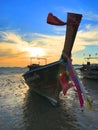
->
[30,57,47,65]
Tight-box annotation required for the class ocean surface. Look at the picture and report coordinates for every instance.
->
[0,67,98,130]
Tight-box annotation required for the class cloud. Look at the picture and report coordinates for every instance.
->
[0,23,98,66]
[0,31,65,66]
[71,23,98,54]
[56,6,98,22]
[83,12,98,21]
[52,26,66,35]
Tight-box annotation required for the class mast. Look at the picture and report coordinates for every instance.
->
[63,13,82,57]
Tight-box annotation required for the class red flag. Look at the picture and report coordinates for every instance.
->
[59,73,73,95]
[47,13,66,26]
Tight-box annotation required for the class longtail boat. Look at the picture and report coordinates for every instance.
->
[80,57,98,79]
[23,12,82,106]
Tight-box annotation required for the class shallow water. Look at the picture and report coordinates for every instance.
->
[0,68,98,130]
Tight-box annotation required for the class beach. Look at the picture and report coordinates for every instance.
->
[0,67,98,130]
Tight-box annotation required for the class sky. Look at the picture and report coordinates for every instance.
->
[0,0,98,67]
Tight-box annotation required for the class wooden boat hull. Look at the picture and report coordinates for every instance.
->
[23,61,66,105]
[23,12,82,105]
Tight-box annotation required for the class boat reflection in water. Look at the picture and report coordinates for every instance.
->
[23,89,79,130]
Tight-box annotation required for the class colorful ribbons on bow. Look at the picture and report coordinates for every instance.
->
[59,52,93,110]
[59,72,73,95]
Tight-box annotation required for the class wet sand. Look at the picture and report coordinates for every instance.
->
[0,69,98,130]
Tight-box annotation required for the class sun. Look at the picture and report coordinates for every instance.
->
[27,47,45,57]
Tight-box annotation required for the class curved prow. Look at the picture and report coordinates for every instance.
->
[47,12,82,58]
[63,13,82,57]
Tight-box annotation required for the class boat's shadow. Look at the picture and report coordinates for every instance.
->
[23,89,79,130]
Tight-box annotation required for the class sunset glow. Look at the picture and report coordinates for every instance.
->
[0,1,98,66]
[26,47,45,57]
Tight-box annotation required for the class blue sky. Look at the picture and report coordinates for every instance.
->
[0,0,98,66]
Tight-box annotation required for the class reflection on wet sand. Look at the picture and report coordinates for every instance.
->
[0,73,79,130]
[1,70,98,130]
[23,89,79,130]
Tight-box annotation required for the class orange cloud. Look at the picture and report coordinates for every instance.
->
[0,26,98,66]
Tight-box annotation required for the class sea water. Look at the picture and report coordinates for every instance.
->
[0,67,98,130]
